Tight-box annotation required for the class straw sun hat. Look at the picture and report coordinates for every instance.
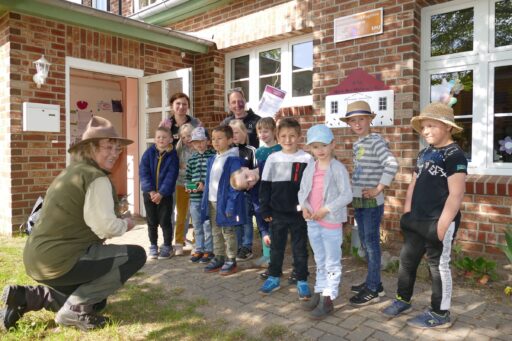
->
[410,102,463,134]
[68,116,133,153]
[340,100,377,123]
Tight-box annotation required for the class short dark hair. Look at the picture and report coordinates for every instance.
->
[276,117,301,136]
[156,126,171,135]
[212,125,234,139]
[169,92,190,106]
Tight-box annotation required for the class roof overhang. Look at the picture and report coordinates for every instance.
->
[0,0,214,53]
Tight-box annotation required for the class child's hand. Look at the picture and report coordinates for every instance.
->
[311,207,329,220]
[264,216,273,222]
[263,235,271,246]
[149,191,158,201]
[151,193,162,204]
[302,208,312,220]
[196,182,204,192]
[362,185,384,199]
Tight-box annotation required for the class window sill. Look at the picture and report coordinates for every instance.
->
[465,174,512,196]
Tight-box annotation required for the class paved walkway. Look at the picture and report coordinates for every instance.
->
[111,224,511,341]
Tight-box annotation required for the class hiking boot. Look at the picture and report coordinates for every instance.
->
[301,293,320,311]
[220,259,237,276]
[296,280,312,301]
[259,270,269,280]
[174,244,184,256]
[236,247,253,262]
[1,285,26,331]
[260,276,281,295]
[148,245,158,259]
[310,295,334,320]
[55,304,110,331]
[199,252,214,264]
[204,257,224,273]
[406,310,451,329]
[351,282,386,296]
[158,245,173,259]
[382,297,412,317]
[190,251,204,263]
[349,286,380,306]
[288,271,298,285]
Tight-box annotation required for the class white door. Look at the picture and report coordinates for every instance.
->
[138,68,191,215]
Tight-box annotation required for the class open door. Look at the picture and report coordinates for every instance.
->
[138,68,191,216]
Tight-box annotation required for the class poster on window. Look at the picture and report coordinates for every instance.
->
[257,85,287,118]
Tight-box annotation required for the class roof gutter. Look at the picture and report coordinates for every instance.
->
[0,0,214,53]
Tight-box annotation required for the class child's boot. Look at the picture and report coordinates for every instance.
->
[309,295,333,320]
[204,256,224,273]
[301,292,320,311]
[220,258,237,276]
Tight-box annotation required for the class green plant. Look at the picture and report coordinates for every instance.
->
[454,255,498,284]
[498,225,512,265]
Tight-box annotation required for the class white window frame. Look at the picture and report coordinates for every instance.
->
[133,0,163,13]
[92,0,109,11]
[225,35,313,111]
[421,0,512,175]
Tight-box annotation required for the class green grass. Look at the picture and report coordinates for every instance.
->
[0,236,270,340]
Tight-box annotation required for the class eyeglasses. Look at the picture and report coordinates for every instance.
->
[99,144,124,155]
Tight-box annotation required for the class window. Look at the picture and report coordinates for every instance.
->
[66,0,82,4]
[378,97,387,111]
[134,0,162,13]
[92,0,109,11]
[226,36,313,109]
[331,101,338,114]
[421,0,512,175]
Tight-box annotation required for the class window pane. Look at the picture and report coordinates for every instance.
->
[146,81,161,109]
[230,81,250,101]
[495,0,512,47]
[292,70,312,97]
[231,55,249,80]
[259,75,281,98]
[430,70,473,160]
[494,65,512,113]
[165,78,183,107]
[259,49,281,76]
[292,41,313,70]
[494,116,512,163]
[431,7,473,56]
[494,65,512,163]
[145,112,162,139]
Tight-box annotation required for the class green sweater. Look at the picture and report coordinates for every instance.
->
[23,160,119,281]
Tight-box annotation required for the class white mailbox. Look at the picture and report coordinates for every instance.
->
[23,102,60,132]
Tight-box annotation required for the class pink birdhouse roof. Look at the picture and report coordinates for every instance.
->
[327,68,390,96]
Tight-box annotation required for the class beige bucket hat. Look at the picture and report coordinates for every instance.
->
[411,102,463,134]
[68,116,133,153]
[340,100,377,122]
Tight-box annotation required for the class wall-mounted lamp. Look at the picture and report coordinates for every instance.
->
[33,55,51,88]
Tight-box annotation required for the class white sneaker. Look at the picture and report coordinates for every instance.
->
[183,239,194,252]
[174,244,184,256]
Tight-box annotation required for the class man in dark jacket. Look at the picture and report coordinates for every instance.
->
[221,88,261,148]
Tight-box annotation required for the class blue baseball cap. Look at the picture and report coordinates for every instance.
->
[306,124,334,145]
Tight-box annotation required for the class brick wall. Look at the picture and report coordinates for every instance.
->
[3,11,193,234]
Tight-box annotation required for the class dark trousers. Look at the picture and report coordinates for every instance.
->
[143,192,173,246]
[396,215,458,313]
[268,213,308,281]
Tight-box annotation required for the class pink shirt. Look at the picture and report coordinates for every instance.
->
[308,165,342,229]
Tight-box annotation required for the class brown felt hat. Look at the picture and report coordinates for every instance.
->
[340,100,376,122]
[411,102,463,134]
[68,116,133,153]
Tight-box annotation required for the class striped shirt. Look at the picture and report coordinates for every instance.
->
[185,148,216,202]
[352,133,398,206]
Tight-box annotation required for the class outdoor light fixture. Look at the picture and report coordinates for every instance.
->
[33,55,51,88]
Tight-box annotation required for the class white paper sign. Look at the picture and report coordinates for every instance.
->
[257,85,287,118]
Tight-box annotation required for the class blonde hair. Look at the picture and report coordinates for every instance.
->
[229,169,244,190]
[229,119,249,145]
[256,117,276,131]
[176,123,194,153]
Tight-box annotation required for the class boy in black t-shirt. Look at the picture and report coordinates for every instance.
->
[382,102,467,329]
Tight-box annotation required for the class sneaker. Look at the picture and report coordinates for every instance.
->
[259,270,269,280]
[199,252,214,264]
[220,259,237,276]
[204,257,224,273]
[382,297,412,317]
[148,245,158,259]
[55,305,110,331]
[1,285,26,331]
[174,244,184,256]
[236,247,253,262]
[351,282,386,296]
[183,239,194,252]
[260,276,281,295]
[349,286,380,306]
[158,245,173,259]
[190,251,204,263]
[288,271,298,285]
[296,280,312,301]
[406,310,451,329]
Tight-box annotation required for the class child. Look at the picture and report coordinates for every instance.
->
[298,124,352,319]
[258,117,313,300]
[341,101,398,305]
[254,117,281,273]
[382,102,467,329]
[186,127,216,263]
[229,119,257,262]
[139,126,179,259]
[200,125,247,275]
[174,123,195,255]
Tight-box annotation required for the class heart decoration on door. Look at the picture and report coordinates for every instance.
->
[76,100,88,110]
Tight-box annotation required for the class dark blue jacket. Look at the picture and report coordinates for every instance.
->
[139,145,179,198]
[200,155,247,227]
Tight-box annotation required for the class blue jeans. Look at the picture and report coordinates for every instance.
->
[307,221,342,300]
[236,193,253,250]
[354,205,384,292]
[189,200,212,253]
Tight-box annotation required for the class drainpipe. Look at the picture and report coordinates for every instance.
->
[118,0,122,15]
